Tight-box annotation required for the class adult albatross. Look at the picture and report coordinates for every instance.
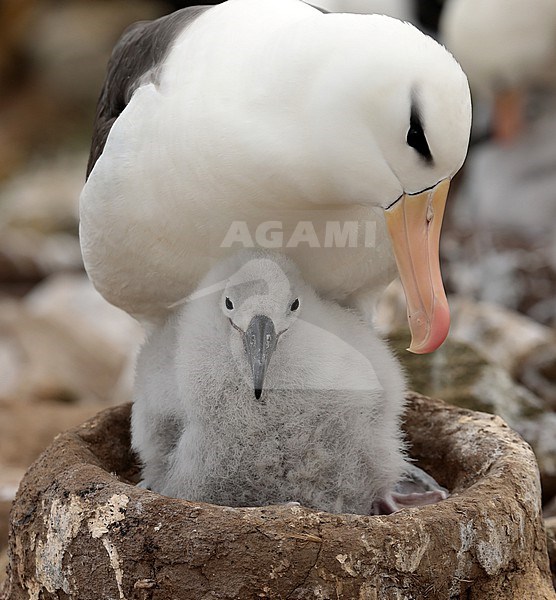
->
[80,0,471,353]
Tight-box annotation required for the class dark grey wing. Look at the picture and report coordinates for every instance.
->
[87,2,329,178]
[86,6,212,178]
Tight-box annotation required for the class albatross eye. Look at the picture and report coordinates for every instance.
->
[407,107,433,163]
[225,297,234,310]
[290,298,300,312]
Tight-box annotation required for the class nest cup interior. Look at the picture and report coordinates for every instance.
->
[85,395,470,509]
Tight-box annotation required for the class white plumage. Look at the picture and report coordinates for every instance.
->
[132,250,418,514]
[80,0,471,353]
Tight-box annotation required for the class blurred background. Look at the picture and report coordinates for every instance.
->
[0,0,555,582]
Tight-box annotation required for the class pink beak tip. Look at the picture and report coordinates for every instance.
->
[407,306,451,355]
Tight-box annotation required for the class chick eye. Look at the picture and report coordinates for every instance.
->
[290,298,300,311]
[407,107,433,163]
[225,297,234,310]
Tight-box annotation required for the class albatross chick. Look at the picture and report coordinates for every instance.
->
[132,250,447,514]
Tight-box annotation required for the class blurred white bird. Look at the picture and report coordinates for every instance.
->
[440,0,556,141]
[440,0,556,322]
[80,0,471,354]
[310,0,414,21]
[132,250,447,514]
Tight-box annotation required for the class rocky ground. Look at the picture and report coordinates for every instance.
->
[0,0,168,581]
[0,152,143,583]
[1,0,556,592]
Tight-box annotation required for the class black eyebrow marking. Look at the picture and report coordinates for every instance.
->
[407,99,434,165]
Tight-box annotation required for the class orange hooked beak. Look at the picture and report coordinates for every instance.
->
[385,179,451,354]
[493,88,524,144]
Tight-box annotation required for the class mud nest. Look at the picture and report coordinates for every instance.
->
[1,393,554,599]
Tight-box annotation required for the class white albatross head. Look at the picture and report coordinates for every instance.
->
[290,12,472,352]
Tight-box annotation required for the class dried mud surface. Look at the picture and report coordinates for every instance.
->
[1,393,554,599]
